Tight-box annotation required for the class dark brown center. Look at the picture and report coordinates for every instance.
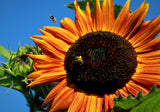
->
[64,31,137,96]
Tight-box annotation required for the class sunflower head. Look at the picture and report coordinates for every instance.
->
[27,0,160,111]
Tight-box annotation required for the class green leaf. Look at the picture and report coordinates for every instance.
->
[114,4,123,19]
[0,66,5,77]
[65,1,87,13]
[0,45,11,62]
[65,0,102,14]
[113,85,160,112]
[0,73,23,92]
[65,0,122,19]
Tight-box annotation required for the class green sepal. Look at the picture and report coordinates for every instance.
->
[0,69,23,92]
[0,45,11,62]
[113,85,160,112]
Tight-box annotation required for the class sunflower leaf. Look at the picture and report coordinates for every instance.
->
[0,67,23,92]
[0,45,11,62]
[113,85,160,112]
[65,0,102,14]
[65,0,122,19]
[114,4,123,19]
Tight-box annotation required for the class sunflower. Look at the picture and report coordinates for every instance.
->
[27,0,160,111]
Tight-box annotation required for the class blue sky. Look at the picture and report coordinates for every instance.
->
[0,0,159,111]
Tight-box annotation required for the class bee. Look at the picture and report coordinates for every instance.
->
[49,15,57,23]
[75,55,83,64]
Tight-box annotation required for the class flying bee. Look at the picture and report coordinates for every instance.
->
[49,15,57,23]
[75,55,84,64]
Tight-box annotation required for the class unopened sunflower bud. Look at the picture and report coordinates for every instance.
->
[9,44,41,77]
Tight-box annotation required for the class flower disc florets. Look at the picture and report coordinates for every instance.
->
[65,31,137,96]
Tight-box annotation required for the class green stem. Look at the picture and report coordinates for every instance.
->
[22,87,41,112]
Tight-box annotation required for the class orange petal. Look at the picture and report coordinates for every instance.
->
[68,92,85,112]
[117,87,129,97]
[96,96,103,112]
[86,95,103,112]
[119,1,149,37]
[136,36,160,53]
[27,70,48,81]
[137,51,160,64]
[137,58,160,64]
[139,20,150,29]
[42,79,67,107]
[34,62,64,70]
[132,73,160,89]
[79,94,88,112]
[32,35,68,54]
[111,0,130,34]
[27,70,66,87]
[49,86,74,112]
[102,0,114,31]
[93,0,103,31]
[35,29,70,53]
[104,94,115,112]
[126,80,149,96]
[136,63,160,74]
[43,26,78,44]
[61,17,80,36]
[85,2,93,31]
[74,0,92,36]
[138,50,160,58]
[129,15,160,48]
[30,37,64,59]
[26,54,63,63]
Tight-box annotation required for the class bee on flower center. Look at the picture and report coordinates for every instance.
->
[74,55,83,64]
